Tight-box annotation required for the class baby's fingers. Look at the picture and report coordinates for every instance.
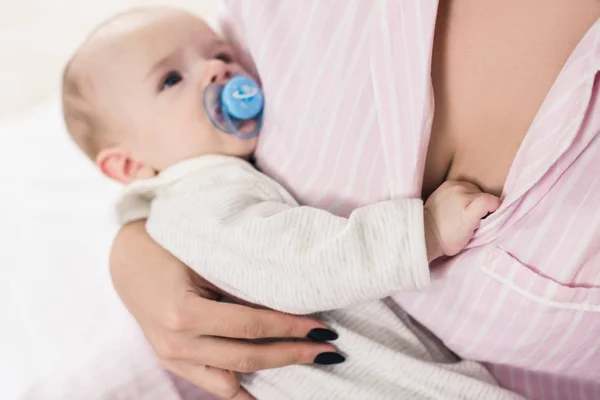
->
[466,193,502,220]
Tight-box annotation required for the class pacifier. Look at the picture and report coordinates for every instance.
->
[203,75,264,140]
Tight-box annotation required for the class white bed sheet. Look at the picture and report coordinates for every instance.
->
[0,97,138,399]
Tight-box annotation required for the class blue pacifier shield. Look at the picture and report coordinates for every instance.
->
[203,75,264,140]
[221,76,264,120]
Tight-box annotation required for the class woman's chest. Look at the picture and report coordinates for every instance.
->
[250,0,598,211]
[250,2,391,215]
[424,0,600,198]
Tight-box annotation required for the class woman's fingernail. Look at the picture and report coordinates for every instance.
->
[306,328,338,341]
[314,352,345,365]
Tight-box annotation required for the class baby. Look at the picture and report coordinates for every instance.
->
[62,7,520,400]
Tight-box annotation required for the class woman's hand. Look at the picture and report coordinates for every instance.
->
[110,221,340,400]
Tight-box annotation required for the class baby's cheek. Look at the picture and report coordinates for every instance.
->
[237,136,258,157]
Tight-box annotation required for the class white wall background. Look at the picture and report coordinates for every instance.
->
[0,1,218,398]
[0,0,219,118]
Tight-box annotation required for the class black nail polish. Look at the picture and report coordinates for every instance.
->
[314,352,345,365]
[307,328,339,341]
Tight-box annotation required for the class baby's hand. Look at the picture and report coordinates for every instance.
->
[424,181,501,261]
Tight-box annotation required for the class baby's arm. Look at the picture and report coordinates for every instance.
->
[147,178,430,315]
[130,162,500,315]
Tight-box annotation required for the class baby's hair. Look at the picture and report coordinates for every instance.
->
[61,11,125,162]
[61,8,146,162]
[62,7,187,161]
[62,56,107,162]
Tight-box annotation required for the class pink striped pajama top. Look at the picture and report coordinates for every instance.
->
[222,1,600,399]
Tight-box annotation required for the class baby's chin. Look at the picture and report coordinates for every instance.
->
[214,123,257,151]
[227,138,258,160]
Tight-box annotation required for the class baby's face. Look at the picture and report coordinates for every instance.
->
[88,9,258,171]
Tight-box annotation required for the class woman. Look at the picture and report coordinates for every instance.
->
[110,1,600,399]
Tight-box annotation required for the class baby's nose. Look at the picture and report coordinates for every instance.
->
[204,61,232,85]
[210,69,231,83]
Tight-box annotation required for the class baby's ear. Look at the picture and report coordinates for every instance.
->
[96,147,155,184]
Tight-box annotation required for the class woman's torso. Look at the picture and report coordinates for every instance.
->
[424,0,599,198]
[223,0,600,398]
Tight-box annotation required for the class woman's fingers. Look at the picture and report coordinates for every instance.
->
[167,335,339,372]
[182,294,333,340]
[160,338,340,397]
[207,337,340,372]
[153,295,341,371]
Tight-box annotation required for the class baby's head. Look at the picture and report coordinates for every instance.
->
[62,7,258,183]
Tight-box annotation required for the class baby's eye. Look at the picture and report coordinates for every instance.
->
[214,52,232,63]
[160,71,183,90]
